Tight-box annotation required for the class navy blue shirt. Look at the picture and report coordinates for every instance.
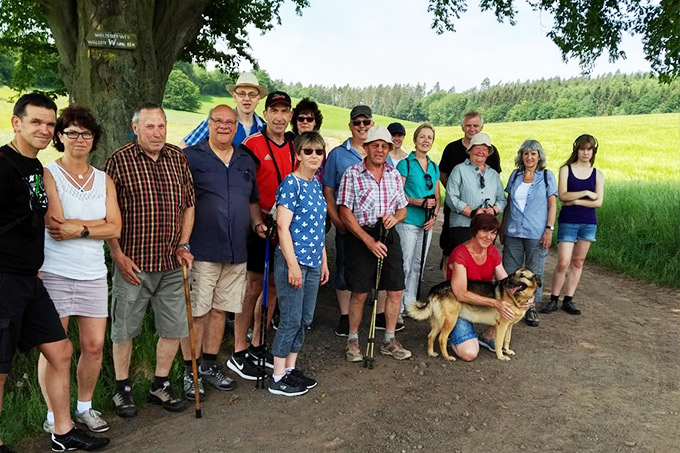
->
[184,139,259,264]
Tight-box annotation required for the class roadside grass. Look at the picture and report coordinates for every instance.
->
[0,85,678,445]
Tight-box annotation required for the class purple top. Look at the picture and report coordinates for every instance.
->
[558,165,597,225]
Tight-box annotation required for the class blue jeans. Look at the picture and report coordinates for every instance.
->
[396,223,432,312]
[502,236,548,302]
[272,248,321,358]
[334,232,347,290]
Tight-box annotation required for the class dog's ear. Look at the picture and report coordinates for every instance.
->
[533,273,542,288]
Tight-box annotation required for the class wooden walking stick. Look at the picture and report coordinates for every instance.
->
[181,262,202,418]
[364,219,389,370]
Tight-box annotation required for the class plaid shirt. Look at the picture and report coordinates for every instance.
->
[337,159,408,227]
[104,142,195,272]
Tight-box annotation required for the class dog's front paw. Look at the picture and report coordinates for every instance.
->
[504,349,516,356]
[496,355,511,362]
[444,355,456,361]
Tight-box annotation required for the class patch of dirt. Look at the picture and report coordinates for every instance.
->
[23,216,680,452]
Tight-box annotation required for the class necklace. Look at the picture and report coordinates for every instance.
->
[58,158,90,180]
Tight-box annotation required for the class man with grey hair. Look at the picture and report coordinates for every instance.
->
[105,102,195,418]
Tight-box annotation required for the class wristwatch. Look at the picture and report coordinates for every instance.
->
[546,225,555,231]
[80,225,90,238]
[177,243,191,251]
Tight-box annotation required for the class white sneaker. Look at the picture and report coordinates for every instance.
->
[43,418,54,434]
[74,408,110,433]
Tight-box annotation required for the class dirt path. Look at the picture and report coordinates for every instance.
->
[23,218,680,453]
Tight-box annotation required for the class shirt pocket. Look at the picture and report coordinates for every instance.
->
[358,189,375,213]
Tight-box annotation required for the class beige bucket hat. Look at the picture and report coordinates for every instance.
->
[227,72,268,97]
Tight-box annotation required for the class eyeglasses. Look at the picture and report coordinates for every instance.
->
[63,130,94,140]
[210,117,237,127]
[297,116,315,123]
[352,119,372,127]
[302,148,325,156]
[479,174,485,188]
[425,174,433,190]
[234,91,259,99]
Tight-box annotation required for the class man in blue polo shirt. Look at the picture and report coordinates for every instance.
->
[180,72,266,148]
[180,105,266,400]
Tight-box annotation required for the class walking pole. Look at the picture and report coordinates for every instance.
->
[256,216,275,389]
[364,219,389,370]
[181,262,202,419]
[416,198,436,300]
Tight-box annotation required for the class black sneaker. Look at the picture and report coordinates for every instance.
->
[248,345,274,369]
[540,298,559,313]
[375,313,405,332]
[148,381,186,412]
[227,353,265,381]
[524,306,539,327]
[334,315,349,337]
[562,300,582,315]
[268,374,308,397]
[199,364,235,391]
[112,386,137,418]
[288,369,317,389]
[51,427,110,452]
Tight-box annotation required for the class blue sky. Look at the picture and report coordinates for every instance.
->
[239,0,651,92]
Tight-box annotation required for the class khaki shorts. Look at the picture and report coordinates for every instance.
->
[190,261,247,317]
[110,266,188,343]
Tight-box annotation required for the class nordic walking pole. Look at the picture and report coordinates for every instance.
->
[365,219,389,370]
[256,216,275,389]
[181,262,202,418]
[416,198,436,300]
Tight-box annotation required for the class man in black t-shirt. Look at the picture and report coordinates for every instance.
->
[0,93,109,452]
[438,112,502,258]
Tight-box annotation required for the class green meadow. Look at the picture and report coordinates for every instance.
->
[0,87,678,445]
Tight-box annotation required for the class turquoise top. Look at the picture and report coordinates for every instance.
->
[396,152,440,226]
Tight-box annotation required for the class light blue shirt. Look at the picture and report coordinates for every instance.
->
[503,169,558,240]
[445,159,506,227]
[396,152,440,226]
[323,138,394,191]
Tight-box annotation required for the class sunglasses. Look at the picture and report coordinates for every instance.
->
[297,116,315,123]
[352,119,372,127]
[425,174,433,190]
[479,174,486,189]
[302,148,324,156]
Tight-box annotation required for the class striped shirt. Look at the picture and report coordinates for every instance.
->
[336,159,408,227]
[104,142,195,272]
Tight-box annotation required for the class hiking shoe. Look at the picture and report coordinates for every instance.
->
[183,372,206,401]
[478,336,496,352]
[74,408,110,433]
[525,306,539,327]
[248,345,274,369]
[562,300,582,315]
[227,353,265,381]
[51,427,109,452]
[199,364,235,391]
[112,386,137,418]
[148,381,186,412]
[43,419,54,434]
[288,369,317,389]
[346,339,363,362]
[380,338,412,360]
[268,374,308,397]
[375,313,405,332]
[540,299,559,313]
[334,315,349,337]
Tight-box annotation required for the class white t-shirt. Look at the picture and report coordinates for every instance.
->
[514,181,532,213]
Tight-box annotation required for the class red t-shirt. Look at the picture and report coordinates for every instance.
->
[446,244,501,281]
[241,131,295,211]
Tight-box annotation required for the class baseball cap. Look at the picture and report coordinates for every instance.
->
[350,105,372,120]
[466,132,494,155]
[364,125,392,145]
[387,122,406,136]
[265,91,292,109]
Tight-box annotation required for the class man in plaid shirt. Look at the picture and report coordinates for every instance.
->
[336,125,411,363]
[105,103,195,418]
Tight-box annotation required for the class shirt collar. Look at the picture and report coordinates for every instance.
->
[134,142,168,159]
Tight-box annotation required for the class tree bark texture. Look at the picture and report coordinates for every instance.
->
[37,0,208,167]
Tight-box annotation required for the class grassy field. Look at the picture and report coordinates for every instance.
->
[0,86,678,445]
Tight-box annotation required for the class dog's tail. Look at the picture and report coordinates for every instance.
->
[405,299,433,321]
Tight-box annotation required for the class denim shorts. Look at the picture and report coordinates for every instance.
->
[557,222,597,243]
[448,318,478,346]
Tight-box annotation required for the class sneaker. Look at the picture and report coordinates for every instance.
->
[74,408,110,433]
[112,386,137,418]
[248,345,274,369]
[43,419,54,434]
[183,372,206,401]
[562,300,582,315]
[148,381,186,412]
[334,315,349,337]
[374,313,405,332]
[380,338,412,360]
[51,427,109,452]
[268,374,308,397]
[227,353,265,381]
[288,369,317,389]
[199,364,235,391]
[477,336,496,352]
[345,339,363,362]
[540,299,559,313]
[524,306,539,327]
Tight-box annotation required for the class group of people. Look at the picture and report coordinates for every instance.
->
[0,71,604,452]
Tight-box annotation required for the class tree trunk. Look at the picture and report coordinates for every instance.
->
[38,0,208,167]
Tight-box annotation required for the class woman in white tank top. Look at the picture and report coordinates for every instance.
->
[37,106,121,434]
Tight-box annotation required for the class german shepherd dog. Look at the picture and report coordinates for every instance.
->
[406,268,540,362]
